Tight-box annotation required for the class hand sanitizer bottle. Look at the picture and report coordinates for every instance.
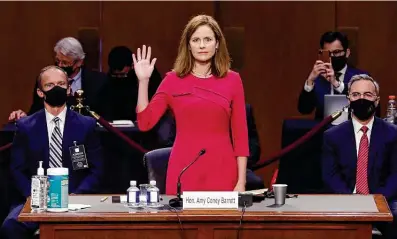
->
[31,161,48,212]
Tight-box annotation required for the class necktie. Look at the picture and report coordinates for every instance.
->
[356,126,369,194]
[335,72,342,80]
[68,79,74,86]
[68,79,75,95]
[49,117,63,168]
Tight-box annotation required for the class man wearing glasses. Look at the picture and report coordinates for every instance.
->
[322,74,397,239]
[8,37,106,121]
[298,31,368,119]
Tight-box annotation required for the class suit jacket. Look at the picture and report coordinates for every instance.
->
[245,104,261,169]
[28,67,107,115]
[322,117,397,201]
[10,108,104,204]
[161,104,261,169]
[96,67,162,121]
[298,66,367,119]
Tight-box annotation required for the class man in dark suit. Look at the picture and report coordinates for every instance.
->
[96,45,163,122]
[8,37,106,121]
[161,104,264,190]
[243,104,264,190]
[0,66,104,239]
[322,74,397,239]
[298,31,368,119]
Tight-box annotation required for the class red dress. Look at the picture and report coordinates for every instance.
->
[137,71,249,195]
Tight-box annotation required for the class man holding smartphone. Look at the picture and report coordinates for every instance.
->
[297,31,368,119]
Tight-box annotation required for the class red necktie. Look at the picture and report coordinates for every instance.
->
[356,126,369,194]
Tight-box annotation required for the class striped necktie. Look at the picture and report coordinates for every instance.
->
[356,126,369,194]
[49,117,63,168]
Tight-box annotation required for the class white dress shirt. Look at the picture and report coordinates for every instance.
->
[69,68,82,95]
[304,65,347,94]
[351,116,375,193]
[45,106,67,143]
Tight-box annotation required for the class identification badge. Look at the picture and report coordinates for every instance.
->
[69,141,89,170]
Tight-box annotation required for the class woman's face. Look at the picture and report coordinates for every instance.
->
[189,25,219,64]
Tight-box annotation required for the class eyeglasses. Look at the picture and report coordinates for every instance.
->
[55,59,75,67]
[349,92,378,100]
[110,73,128,78]
[319,49,346,57]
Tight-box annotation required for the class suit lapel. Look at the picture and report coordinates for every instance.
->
[343,66,354,83]
[345,121,358,171]
[368,118,381,175]
[36,110,50,168]
[62,109,74,169]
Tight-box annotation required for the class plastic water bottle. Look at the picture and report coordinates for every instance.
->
[31,161,48,212]
[386,95,397,124]
[127,181,139,207]
[147,180,160,207]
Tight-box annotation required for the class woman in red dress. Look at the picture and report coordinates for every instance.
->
[133,15,249,194]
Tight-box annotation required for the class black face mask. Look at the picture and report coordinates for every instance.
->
[331,56,347,72]
[60,66,74,77]
[55,61,75,77]
[350,98,376,121]
[43,86,68,107]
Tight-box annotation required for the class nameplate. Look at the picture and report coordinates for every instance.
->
[182,191,238,209]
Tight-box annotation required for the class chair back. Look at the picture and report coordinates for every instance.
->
[143,147,171,194]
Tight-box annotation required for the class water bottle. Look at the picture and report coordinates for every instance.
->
[127,181,139,207]
[386,95,397,124]
[147,180,160,207]
[31,161,48,212]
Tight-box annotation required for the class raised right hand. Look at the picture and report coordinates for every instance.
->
[132,45,157,82]
[307,60,327,84]
[8,109,26,121]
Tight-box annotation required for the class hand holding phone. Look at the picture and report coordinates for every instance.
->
[318,50,331,64]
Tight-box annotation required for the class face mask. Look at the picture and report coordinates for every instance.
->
[43,86,68,107]
[331,56,347,72]
[60,66,74,77]
[350,98,376,121]
[55,61,75,77]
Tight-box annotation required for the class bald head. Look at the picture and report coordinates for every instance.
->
[37,66,68,91]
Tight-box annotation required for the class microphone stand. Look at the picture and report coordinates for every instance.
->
[169,149,206,208]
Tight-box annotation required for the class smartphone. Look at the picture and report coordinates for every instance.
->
[318,50,331,64]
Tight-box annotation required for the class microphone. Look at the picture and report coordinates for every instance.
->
[169,149,206,208]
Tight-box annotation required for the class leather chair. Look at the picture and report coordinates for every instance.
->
[143,147,171,194]
[143,147,264,194]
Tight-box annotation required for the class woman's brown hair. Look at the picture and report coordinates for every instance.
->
[173,15,231,78]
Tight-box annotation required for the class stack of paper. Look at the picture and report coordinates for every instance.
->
[110,120,135,127]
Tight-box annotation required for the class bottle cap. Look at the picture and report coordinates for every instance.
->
[150,180,156,186]
[37,161,44,176]
[389,95,396,100]
[130,180,136,186]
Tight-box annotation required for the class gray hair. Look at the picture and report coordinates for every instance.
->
[348,74,380,95]
[54,37,85,60]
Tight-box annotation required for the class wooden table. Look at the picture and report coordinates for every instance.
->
[19,194,392,239]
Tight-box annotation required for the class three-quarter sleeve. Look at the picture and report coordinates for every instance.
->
[136,75,171,131]
[231,73,250,156]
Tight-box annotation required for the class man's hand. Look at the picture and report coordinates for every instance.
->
[8,110,26,121]
[323,63,339,88]
[307,60,327,85]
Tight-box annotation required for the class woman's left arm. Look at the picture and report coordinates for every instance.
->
[230,73,250,192]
